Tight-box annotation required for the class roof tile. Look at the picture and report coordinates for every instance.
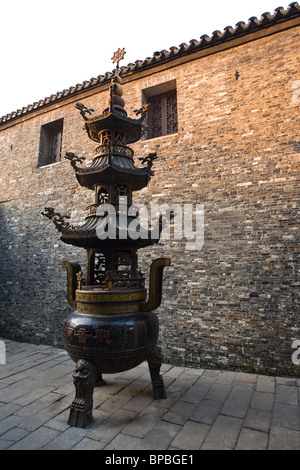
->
[1,2,299,125]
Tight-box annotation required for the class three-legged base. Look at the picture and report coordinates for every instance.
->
[67,359,97,428]
[147,345,167,400]
[68,345,166,428]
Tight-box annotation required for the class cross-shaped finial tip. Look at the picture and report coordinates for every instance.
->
[112,48,126,69]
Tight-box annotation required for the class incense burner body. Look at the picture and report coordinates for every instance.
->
[63,290,159,374]
[61,258,169,428]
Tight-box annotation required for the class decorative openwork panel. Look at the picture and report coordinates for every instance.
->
[115,132,125,145]
[98,187,109,204]
[101,131,112,145]
[115,252,131,271]
[93,253,106,285]
[113,184,128,203]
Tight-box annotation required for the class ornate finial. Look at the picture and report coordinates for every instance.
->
[112,48,126,70]
[108,49,126,113]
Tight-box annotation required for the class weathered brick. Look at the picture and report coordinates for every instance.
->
[0,13,299,378]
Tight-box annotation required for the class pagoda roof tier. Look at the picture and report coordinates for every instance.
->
[85,110,142,144]
[57,215,160,249]
[75,154,151,190]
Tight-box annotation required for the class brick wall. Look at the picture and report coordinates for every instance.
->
[0,24,299,375]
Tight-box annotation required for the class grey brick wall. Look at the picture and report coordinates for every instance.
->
[0,25,299,376]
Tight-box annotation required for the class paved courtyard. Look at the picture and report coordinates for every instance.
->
[0,337,299,451]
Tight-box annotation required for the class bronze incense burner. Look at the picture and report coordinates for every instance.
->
[43,50,170,428]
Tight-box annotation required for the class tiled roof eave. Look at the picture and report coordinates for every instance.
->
[124,3,300,72]
[0,2,299,126]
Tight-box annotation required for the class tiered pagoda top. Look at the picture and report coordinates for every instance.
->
[73,107,150,191]
[69,59,151,192]
[43,50,161,250]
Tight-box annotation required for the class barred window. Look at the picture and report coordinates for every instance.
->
[38,119,63,167]
[147,90,178,139]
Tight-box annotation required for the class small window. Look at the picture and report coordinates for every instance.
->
[38,119,63,167]
[142,80,178,140]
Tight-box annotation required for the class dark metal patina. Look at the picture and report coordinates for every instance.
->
[43,50,170,428]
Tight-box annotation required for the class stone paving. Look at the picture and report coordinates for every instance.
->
[0,337,299,451]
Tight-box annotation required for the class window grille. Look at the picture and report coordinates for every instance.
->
[148,90,178,139]
[38,119,63,167]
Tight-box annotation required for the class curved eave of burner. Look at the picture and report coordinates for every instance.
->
[60,230,159,249]
[59,216,160,249]
[85,111,142,144]
[75,157,150,190]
